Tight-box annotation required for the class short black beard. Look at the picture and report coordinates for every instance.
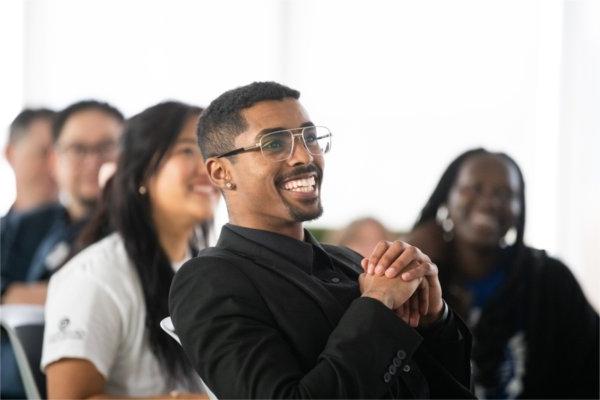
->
[276,164,324,222]
[287,198,323,222]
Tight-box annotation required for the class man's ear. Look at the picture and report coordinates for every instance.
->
[4,144,14,167]
[206,157,233,190]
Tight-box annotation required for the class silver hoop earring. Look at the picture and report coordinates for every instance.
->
[500,226,517,248]
[436,204,454,242]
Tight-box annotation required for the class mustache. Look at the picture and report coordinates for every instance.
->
[275,164,323,186]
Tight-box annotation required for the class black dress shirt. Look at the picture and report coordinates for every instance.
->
[227,224,360,310]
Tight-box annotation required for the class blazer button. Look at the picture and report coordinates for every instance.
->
[402,364,411,373]
[388,365,397,375]
[393,357,402,367]
[383,372,392,383]
[396,350,407,360]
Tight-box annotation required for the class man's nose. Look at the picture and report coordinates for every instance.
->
[288,134,313,165]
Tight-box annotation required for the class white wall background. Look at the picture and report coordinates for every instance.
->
[0,0,598,307]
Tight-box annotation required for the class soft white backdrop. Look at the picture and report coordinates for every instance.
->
[0,0,598,307]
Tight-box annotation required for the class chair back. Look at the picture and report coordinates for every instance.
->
[0,305,46,399]
[160,316,218,400]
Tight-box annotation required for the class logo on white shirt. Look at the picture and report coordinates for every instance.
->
[48,316,86,343]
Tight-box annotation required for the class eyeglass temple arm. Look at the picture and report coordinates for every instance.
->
[215,143,261,158]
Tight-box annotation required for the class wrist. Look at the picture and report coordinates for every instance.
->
[422,300,448,327]
[362,290,394,309]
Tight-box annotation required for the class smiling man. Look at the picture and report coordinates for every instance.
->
[169,82,474,399]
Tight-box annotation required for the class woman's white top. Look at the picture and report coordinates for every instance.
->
[41,232,197,396]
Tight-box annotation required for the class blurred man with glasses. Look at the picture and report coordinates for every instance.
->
[1,100,123,399]
[169,82,473,398]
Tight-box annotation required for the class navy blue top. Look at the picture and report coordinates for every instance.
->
[0,203,65,295]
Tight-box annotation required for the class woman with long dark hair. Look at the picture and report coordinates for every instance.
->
[41,101,218,398]
[407,148,598,399]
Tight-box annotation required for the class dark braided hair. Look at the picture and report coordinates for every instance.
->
[413,148,528,390]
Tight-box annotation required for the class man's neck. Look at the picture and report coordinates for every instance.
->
[12,197,41,213]
[228,214,305,241]
[13,188,56,212]
[66,201,90,222]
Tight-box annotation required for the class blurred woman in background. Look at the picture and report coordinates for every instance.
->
[407,148,598,399]
[41,101,218,398]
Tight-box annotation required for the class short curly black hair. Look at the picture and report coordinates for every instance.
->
[197,81,300,158]
[53,100,124,142]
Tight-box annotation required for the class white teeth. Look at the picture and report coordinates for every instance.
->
[282,176,316,191]
[289,186,313,192]
[472,213,498,228]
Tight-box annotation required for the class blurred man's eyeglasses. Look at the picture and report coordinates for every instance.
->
[57,140,118,161]
[215,126,332,162]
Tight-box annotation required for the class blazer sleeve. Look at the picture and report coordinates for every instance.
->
[417,308,473,395]
[331,243,472,393]
[169,255,426,399]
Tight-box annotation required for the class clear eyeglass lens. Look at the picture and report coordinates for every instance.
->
[260,131,293,161]
[259,127,331,162]
[302,126,331,155]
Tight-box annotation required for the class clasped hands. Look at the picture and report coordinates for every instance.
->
[359,240,443,327]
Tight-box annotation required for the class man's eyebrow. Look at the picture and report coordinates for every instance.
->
[255,121,315,138]
[175,138,198,144]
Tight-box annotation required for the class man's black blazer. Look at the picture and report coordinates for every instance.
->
[169,225,473,398]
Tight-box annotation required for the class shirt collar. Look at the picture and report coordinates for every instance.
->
[225,223,327,275]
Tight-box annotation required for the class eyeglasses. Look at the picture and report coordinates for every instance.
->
[215,126,332,162]
[57,140,118,162]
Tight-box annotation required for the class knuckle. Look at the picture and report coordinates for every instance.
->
[419,262,430,272]
[379,254,392,265]
[390,241,404,250]
[430,262,439,274]
[378,240,389,248]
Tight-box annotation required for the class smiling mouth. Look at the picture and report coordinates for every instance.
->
[281,175,317,193]
[277,172,320,199]
[471,212,500,231]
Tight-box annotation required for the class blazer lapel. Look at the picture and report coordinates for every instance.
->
[320,243,364,277]
[217,226,345,329]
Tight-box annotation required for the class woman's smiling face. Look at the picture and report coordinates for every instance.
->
[447,154,522,249]
[148,115,219,226]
